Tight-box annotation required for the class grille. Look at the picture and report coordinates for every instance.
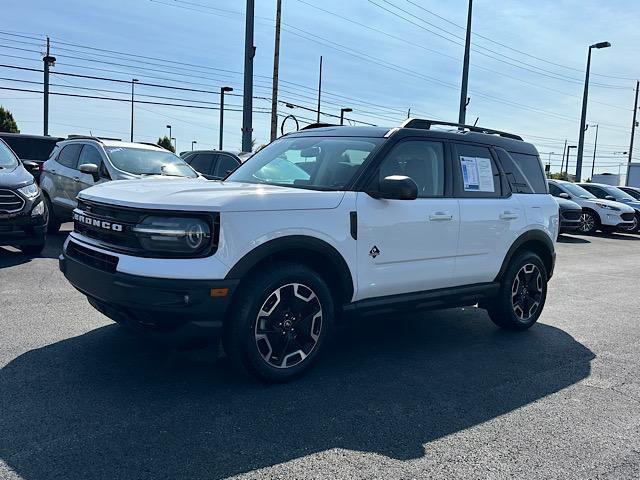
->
[0,189,25,213]
[561,210,581,221]
[67,241,119,273]
[621,212,636,221]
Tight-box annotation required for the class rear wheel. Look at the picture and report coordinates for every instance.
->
[223,263,334,382]
[486,252,548,331]
[44,195,61,234]
[578,210,599,234]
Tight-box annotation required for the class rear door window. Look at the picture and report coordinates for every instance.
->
[452,144,504,198]
[57,144,83,169]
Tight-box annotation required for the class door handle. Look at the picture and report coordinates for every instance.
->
[73,177,80,183]
[429,212,453,222]
[500,211,519,220]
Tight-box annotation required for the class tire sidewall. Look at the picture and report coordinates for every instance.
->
[580,210,599,234]
[497,252,548,330]
[226,263,335,382]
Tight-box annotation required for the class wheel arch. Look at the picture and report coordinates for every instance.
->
[225,235,355,307]
[495,230,556,281]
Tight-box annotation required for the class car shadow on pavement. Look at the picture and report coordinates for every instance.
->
[0,308,594,480]
[0,230,69,268]
[557,234,591,244]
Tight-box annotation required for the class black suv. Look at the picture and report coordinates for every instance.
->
[0,139,47,254]
[0,133,62,183]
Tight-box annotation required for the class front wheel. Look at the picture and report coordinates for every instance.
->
[44,195,61,234]
[578,210,599,235]
[486,252,548,331]
[223,263,334,382]
[618,214,639,234]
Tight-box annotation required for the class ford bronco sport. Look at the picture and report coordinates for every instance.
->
[59,119,558,382]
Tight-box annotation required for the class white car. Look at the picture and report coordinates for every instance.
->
[548,179,635,234]
[60,119,559,382]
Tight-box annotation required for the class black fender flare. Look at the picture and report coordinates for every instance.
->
[495,230,556,281]
[225,235,355,302]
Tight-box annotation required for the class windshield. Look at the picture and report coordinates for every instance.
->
[602,185,636,201]
[105,147,197,178]
[226,136,383,190]
[0,140,19,169]
[561,182,596,199]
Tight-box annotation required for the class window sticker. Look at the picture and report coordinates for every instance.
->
[106,147,124,153]
[460,156,495,192]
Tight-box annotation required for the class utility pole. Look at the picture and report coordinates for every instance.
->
[219,86,233,150]
[42,37,56,136]
[269,0,282,142]
[407,107,411,119]
[591,124,599,178]
[130,78,138,142]
[458,0,473,125]
[560,140,567,174]
[628,80,639,170]
[316,56,323,123]
[241,0,255,153]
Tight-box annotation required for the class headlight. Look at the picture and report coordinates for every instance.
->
[132,216,212,255]
[595,203,619,211]
[31,201,45,217]
[17,182,39,200]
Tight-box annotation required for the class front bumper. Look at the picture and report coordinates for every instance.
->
[0,197,46,246]
[559,209,582,232]
[59,240,238,345]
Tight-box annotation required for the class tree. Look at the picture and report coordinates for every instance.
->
[0,106,19,133]
[157,135,175,153]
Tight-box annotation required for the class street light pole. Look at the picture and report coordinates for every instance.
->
[566,145,577,178]
[627,80,639,183]
[130,78,139,142]
[166,125,172,142]
[340,108,352,126]
[191,140,197,151]
[458,0,473,125]
[591,124,599,179]
[171,137,176,151]
[42,37,56,136]
[576,41,611,182]
[219,86,233,150]
[316,55,323,123]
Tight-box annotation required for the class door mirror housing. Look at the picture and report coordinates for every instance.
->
[558,192,570,199]
[605,195,615,201]
[22,160,39,172]
[372,175,418,200]
[79,163,100,182]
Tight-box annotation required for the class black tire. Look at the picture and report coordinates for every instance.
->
[486,251,548,331]
[19,242,45,256]
[619,214,640,234]
[44,195,61,234]
[578,210,599,235]
[223,263,334,382]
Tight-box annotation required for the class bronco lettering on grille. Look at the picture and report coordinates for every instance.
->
[73,213,123,232]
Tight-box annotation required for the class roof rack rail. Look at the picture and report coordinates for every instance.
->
[399,118,523,141]
[66,135,123,142]
[300,122,338,131]
[137,141,164,149]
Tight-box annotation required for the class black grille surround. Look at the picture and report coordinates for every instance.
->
[67,241,119,273]
[621,212,636,222]
[74,199,220,258]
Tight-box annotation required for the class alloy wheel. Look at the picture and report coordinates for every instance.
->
[579,212,595,233]
[511,263,543,322]
[620,216,638,233]
[254,283,323,369]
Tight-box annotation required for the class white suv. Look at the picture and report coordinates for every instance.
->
[548,179,635,234]
[59,120,559,382]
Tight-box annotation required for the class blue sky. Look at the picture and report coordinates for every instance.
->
[1,0,639,174]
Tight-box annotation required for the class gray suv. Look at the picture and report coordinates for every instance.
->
[40,137,199,232]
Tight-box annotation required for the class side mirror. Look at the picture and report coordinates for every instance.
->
[79,163,100,182]
[558,192,570,199]
[605,195,615,201]
[372,175,418,200]
[22,160,39,172]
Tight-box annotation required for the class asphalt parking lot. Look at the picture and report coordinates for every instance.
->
[1,227,640,480]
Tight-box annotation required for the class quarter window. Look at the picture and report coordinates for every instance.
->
[376,140,445,197]
[57,144,83,169]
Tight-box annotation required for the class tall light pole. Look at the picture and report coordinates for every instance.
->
[130,78,139,142]
[340,108,352,125]
[166,124,172,142]
[219,86,233,150]
[458,0,473,125]
[191,140,197,151]
[241,0,255,153]
[42,37,56,136]
[316,56,323,123]
[270,0,282,142]
[576,41,611,182]
[627,80,639,179]
[591,124,599,179]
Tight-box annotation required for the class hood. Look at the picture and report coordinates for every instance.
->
[583,198,636,213]
[554,197,581,211]
[78,178,346,212]
[0,164,34,189]
[617,198,640,211]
